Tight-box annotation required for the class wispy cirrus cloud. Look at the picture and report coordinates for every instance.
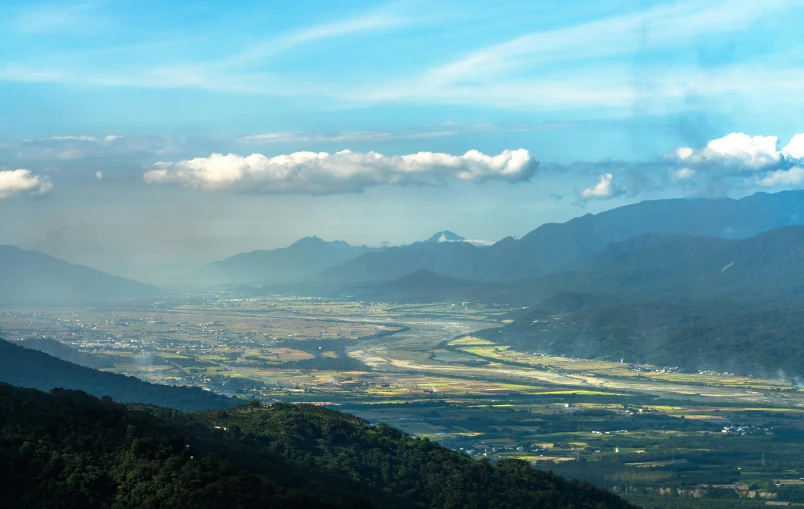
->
[227,10,408,67]
[3,0,802,117]
[25,134,122,143]
[352,0,804,111]
[418,0,783,87]
[143,149,538,195]
[239,123,513,145]
[239,120,624,145]
[10,1,105,35]
[0,5,408,96]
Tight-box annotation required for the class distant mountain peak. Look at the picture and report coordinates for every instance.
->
[425,231,466,243]
[290,235,324,246]
[289,236,351,249]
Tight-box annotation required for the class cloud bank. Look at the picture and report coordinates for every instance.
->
[574,132,804,202]
[667,132,804,191]
[0,169,53,198]
[143,149,538,194]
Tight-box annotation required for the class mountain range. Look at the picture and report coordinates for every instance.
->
[526,224,804,303]
[192,236,379,287]
[320,190,804,283]
[423,230,467,243]
[0,245,158,306]
[5,190,804,303]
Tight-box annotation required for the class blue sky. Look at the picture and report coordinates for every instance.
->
[2,0,804,278]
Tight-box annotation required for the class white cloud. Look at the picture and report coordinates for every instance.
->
[782,133,804,160]
[673,133,782,171]
[0,169,53,199]
[671,167,696,182]
[143,149,538,194]
[578,173,620,201]
[755,167,804,188]
[671,132,804,172]
[95,171,104,180]
[665,132,804,194]
[675,147,694,160]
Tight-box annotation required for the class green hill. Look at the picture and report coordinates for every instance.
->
[0,339,235,412]
[0,383,635,509]
[481,296,804,377]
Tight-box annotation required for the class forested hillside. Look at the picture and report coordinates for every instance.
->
[481,297,804,376]
[0,384,634,509]
[0,339,235,411]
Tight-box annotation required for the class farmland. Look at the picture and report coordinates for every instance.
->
[3,295,804,507]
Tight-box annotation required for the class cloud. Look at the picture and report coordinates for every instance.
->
[465,239,494,246]
[10,134,171,161]
[3,0,801,116]
[350,0,804,111]
[11,2,103,35]
[143,149,538,194]
[239,122,611,146]
[240,125,496,145]
[666,132,804,193]
[670,167,696,182]
[671,133,782,171]
[95,171,104,180]
[45,135,121,143]
[419,0,784,90]
[755,167,804,188]
[577,173,622,201]
[0,169,53,199]
[228,11,406,66]
[782,133,804,160]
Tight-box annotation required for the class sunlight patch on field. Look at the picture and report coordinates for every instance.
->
[448,336,495,346]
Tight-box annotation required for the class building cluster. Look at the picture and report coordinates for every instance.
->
[721,424,767,436]
[628,362,681,374]
[460,443,547,457]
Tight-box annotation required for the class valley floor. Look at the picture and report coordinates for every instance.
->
[4,296,804,507]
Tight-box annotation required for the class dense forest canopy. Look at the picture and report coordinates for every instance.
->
[0,383,634,509]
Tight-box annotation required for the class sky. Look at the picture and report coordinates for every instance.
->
[2,0,804,279]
